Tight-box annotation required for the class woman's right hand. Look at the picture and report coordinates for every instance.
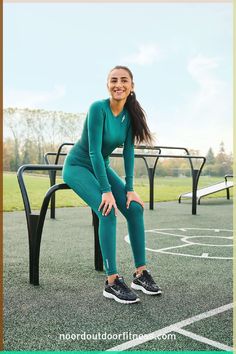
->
[98,192,118,216]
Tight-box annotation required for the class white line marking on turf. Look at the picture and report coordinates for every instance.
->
[151,228,233,232]
[175,328,233,351]
[156,251,232,260]
[181,236,232,247]
[106,303,233,351]
[201,253,209,258]
[125,233,233,260]
[146,243,191,252]
[125,228,233,260]
[150,231,190,238]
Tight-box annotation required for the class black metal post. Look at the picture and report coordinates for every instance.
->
[28,214,40,284]
[92,211,103,271]
[192,169,199,215]
[50,170,56,219]
[225,175,232,200]
[148,167,154,210]
[226,188,230,200]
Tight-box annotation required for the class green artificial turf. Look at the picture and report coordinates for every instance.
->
[4,199,233,351]
[3,172,232,211]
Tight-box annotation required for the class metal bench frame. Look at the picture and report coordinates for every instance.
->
[178,174,233,204]
[44,143,204,216]
[17,164,103,286]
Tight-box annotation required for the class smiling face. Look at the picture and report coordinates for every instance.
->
[107,68,134,103]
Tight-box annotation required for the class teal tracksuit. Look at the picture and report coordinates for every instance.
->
[62,99,146,275]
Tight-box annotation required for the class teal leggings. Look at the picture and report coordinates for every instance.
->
[62,157,146,275]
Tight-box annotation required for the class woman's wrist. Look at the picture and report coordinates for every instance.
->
[102,191,113,197]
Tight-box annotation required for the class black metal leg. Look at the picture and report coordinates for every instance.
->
[32,260,40,285]
[148,167,154,210]
[25,185,104,286]
[29,243,36,284]
[28,214,40,285]
[226,188,230,200]
[32,227,42,286]
[192,169,199,215]
[50,171,56,219]
[50,195,56,219]
[92,211,103,271]
[33,185,66,285]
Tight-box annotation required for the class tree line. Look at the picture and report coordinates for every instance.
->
[3,107,86,171]
[3,108,233,177]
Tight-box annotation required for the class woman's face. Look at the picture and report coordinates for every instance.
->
[107,68,134,102]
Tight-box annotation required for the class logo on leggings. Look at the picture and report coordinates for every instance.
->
[121,115,126,123]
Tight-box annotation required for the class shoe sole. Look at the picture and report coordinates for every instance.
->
[131,282,162,295]
[103,290,140,304]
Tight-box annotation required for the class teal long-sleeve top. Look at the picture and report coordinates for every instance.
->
[67,98,135,193]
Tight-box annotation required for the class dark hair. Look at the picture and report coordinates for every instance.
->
[108,65,154,145]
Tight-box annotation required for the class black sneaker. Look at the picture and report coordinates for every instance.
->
[103,275,140,304]
[131,270,162,295]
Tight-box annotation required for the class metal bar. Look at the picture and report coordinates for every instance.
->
[44,149,206,216]
[193,159,206,212]
[28,214,40,284]
[113,153,205,159]
[224,175,233,200]
[45,150,206,215]
[192,169,198,215]
[45,145,74,219]
[33,183,69,285]
[44,153,65,219]
[92,211,103,271]
[224,174,233,182]
[226,188,230,200]
[51,143,193,154]
[137,156,153,210]
[55,143,75,165]
[148,167,154,210]
[17,165,33,224]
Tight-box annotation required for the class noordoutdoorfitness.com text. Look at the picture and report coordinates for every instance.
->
[59,332,176,341]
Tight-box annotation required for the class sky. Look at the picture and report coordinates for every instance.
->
[4,2,233,155]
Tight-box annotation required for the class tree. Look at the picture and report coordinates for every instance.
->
[206,148,215,165]
[214,142,233,176]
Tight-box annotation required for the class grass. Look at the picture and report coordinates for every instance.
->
[4,172,232,212]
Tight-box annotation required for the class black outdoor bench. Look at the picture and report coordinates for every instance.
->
[17,164,103,286]
[17,144,206,286]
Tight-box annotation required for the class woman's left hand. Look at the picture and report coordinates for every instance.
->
[126,191,144,209]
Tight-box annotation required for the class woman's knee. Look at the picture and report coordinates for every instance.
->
[127,201,144,216]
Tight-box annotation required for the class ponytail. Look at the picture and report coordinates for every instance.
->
[125,91,153,145]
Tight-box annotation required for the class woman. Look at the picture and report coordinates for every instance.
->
[63,65,162,304]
